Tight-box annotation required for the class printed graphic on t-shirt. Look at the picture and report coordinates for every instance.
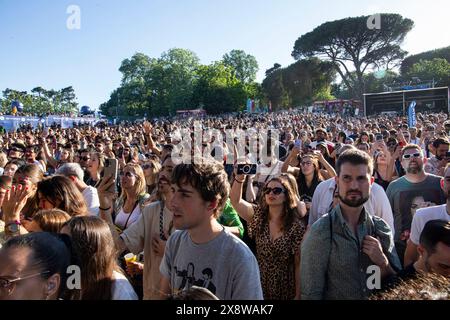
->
[398,189,442,240]
[174,263,216,294]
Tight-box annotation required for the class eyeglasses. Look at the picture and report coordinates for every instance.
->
[0,271,50,296]
[142,164,153,170]
[119,171,136,178]
[402,152,422,160]
[263,187,285,195]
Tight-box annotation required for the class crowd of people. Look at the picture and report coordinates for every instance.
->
[0,109,448,300]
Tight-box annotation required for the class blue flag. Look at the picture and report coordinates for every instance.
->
[408,101,416,128]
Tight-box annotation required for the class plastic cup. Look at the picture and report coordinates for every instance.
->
[124,253,137,266]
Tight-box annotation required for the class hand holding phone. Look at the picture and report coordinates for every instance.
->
[103,158,118,194]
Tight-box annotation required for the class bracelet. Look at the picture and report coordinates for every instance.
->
[99,206,111,211]
[235,179,245,184]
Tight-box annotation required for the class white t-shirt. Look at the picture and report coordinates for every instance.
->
[410,204,450,245]
[111,271,138,300]
[82,186,100,216]
[309,178,395,234]
[115,203,141,231]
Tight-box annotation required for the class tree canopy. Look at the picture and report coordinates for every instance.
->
[292,14,414,100]
[222,49,259,83]
[1,86,78,115]
[100,48,261,117]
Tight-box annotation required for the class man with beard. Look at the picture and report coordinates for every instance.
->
[301,149,400,300]
[96,155,175,299]
[404,163,450,266]
[309,145,394,232]
[424,138,450,176]
[386,144,445,266]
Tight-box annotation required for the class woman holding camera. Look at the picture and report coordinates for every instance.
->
[230,173,306,300]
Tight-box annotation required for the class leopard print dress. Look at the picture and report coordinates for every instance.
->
[249,206,306,300]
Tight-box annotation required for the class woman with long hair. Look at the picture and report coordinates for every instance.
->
[230,174,306,300]
[61,216,137,300]
[141,157,161,195]
[36,175,88,216]
[282,152,325,216]
[12,164,43,219]
[372,142,397,191]
[114,163,149,233]
[85,152,105,187]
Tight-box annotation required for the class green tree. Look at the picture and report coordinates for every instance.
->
[292,14,414,100]
[222,50,259,83]
[191,62,247,114]
[401,46,450,75]
[262,58,336,108]
[119,53,153,84]
[405,58,450,87]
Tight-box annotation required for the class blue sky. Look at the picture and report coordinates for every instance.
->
[1,0,449,109]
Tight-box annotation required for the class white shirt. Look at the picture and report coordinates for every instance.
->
[410,204,450,245]
[309,178,395,234]
[115,203,141,231]
[111,271,138,300]
[82,186,100,216]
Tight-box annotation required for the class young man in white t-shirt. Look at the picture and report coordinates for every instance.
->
[404,163,450,265]
[159,157,263,300]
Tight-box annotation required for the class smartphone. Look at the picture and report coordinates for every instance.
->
[294,139,302,149]
[237,164,257,175]
[376,134,383,141]
[446,151,450,158]
[103,158,118,193]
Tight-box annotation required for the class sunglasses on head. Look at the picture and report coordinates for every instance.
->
[402,152,422,159]
[263,187,285,195]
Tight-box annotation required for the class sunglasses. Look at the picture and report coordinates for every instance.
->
[301,161,313,166]
[402,152,422,159]
[9,147,23,152]
[0,271,50,295]
[119,171,136,178]
[142,164,153,170]
[263,187,285,195]
[81,156,90,161]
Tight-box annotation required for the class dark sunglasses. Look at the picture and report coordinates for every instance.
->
[81,156,90,161]
[141,164,153,170]
[402,152,422,159]
[9,147,23,152]
[263,187,285,195]
[119,171,135,178]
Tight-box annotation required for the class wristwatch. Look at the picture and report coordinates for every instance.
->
[5,220,21,234]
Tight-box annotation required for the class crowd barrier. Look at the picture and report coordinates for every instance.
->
[0,115,98,132]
